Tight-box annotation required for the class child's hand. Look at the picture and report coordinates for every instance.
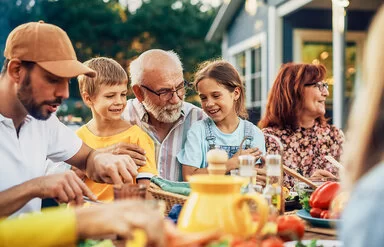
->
[226,148,263,171]
[102,143,147,167]
[240,147,263,161]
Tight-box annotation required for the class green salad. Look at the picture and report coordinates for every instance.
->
[299,192,311,212]
[295,239,324,247]
[77,239,115,247]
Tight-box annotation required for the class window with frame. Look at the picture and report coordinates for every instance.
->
[233,45,263,122]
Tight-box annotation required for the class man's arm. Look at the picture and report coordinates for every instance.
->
[0,180,38,218]
[0,171,95,217]
[66,142,138,185]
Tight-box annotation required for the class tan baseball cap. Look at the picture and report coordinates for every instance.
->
[4,21,96,78]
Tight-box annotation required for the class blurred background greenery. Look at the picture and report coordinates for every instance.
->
[0,0,222,122]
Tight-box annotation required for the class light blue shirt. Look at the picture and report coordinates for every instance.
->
[340,161,384,247]
[177,117,265,168]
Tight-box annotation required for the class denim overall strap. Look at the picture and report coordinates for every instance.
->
[243,120,254,149]
[204,118,216,150]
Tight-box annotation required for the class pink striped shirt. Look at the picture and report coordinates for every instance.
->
[122,99,205,181]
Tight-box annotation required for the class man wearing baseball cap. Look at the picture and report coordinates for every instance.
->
[0,21,139,217]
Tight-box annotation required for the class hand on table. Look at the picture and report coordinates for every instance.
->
[75,200,166,247]
[86,152,138,185]
[34,171,96,205]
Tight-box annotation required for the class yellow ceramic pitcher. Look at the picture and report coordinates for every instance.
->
[177,175,269,238]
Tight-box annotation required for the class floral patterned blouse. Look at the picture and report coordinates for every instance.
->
[262,121,344,190]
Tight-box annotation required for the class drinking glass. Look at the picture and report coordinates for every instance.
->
[239,155,256,177]
[239,155,257,193]
[113,184,147,200]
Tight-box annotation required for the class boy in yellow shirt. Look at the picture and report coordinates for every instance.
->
[76,57,157,201]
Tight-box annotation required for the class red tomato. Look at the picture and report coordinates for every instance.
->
[260,237,284,247]
[277,215,305,241]
[310,207,322,218]
[231,237,259,247]
[232,240,258,247]
[320,210,330,219]
[231,237,246,247]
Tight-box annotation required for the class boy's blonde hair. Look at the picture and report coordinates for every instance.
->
[78,57,128,96]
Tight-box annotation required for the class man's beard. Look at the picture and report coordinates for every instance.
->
[17,73,62,120]
[142,98,183,123]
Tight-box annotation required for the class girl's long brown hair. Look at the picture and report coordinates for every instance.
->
[258,63,327,129]
[193,60,248,119]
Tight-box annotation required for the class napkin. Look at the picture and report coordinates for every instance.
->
[150,176,191,196]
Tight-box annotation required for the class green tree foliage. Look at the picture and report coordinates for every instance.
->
[126,0,221,79]
[1,0,221,107]
[37,0,129,62]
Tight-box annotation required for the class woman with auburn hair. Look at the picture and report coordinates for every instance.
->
[340,6,384,246]
[258,63,343,189]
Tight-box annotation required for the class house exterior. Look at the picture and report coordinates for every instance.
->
[206,0,381,128]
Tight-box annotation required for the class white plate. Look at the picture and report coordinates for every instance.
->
[284,240,343,247]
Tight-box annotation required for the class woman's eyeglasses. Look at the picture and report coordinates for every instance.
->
[140,80,188,101]
[304,81,329,92]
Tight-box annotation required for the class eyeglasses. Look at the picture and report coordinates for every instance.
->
[304,81,329,92]
[140,80,187,101]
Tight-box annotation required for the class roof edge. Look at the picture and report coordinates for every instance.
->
[206,0,244,42]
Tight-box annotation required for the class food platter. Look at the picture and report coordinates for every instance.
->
[296,209,340,228]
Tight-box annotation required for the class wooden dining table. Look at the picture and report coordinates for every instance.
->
[108,210,338,247]
[303,225,337,240]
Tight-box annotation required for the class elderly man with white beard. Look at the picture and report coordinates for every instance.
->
[120,49,205,181]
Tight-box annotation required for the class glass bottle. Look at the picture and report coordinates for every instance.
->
[263,154,282,212]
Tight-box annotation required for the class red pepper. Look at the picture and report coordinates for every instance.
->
[309,181,331,208]
[309,182,340,210]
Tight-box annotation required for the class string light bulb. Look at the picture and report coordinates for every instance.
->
[245,0,258,16]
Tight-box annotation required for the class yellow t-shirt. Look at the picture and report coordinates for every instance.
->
[0,208,76,247]
[76,125,158,201]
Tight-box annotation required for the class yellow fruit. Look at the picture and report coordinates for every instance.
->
[283,187,290,200]
[126,229,147,247]
[261,221,278,236]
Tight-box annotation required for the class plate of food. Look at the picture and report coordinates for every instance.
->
[296,209,340,228]
[284,239,343,247]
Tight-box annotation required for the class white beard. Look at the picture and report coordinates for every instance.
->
[142,98,183,123]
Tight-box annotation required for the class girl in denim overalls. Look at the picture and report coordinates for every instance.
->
[177,60,266,181]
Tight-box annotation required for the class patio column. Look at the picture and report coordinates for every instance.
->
[332,0,348,128]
